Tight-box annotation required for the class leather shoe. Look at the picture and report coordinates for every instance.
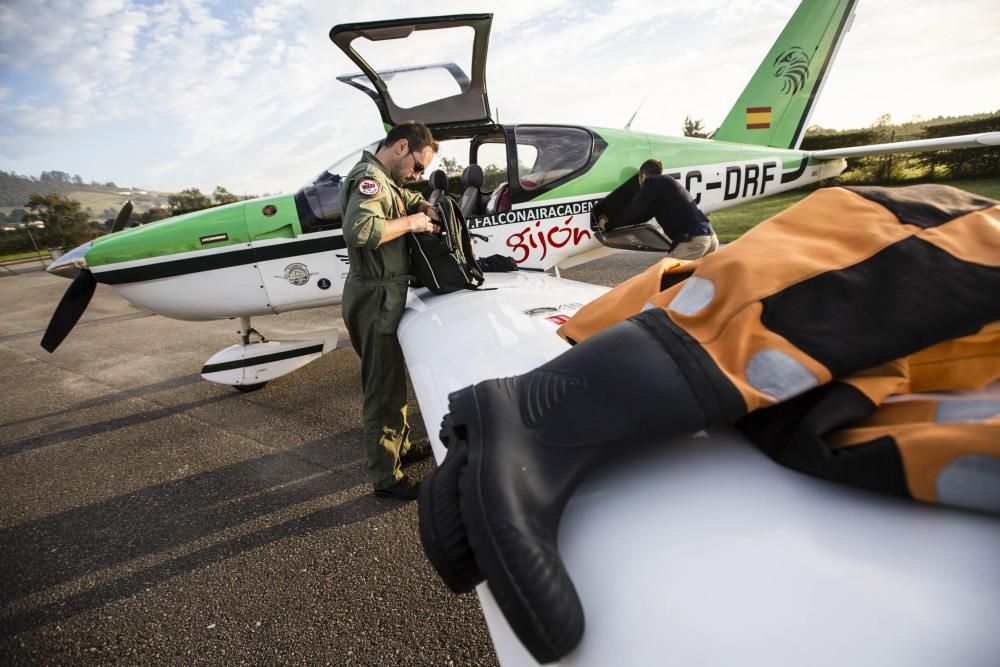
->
[373,475,421,500]
[400,442,432,466]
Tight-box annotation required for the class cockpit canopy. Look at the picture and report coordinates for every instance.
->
[293,125,606,233]
[294,139,381,233]
[330,15,494,131]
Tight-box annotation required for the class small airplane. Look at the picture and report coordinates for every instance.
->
[38,2,1000,664]
[42,0,998,393]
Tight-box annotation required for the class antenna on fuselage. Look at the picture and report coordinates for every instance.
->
[624,91,651,130]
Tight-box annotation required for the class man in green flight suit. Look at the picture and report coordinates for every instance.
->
[340,121,441,500]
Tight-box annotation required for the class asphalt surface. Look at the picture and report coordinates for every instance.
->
[0,251,661,665]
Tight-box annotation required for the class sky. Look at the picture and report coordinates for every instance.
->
[1,0,998,196]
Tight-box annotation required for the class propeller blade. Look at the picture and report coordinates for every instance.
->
[110,200,133,233]
[40,269,97,352]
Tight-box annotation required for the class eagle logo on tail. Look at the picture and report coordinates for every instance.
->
[773,47,811,96]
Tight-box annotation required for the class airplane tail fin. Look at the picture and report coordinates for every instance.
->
[713,0,857,149]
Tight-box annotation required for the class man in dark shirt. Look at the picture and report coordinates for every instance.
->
[598,159,719,260]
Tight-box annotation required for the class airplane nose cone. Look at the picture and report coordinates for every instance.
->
[47,241,92,279]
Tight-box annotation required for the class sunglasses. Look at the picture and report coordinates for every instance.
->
[409,152,426,176]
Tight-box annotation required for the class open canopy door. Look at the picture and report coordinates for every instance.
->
[330,14,494,131]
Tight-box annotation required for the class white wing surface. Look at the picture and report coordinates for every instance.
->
[399,272,1000,667]
[809,131,1000,159]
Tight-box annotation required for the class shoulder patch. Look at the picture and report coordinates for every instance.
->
[358,178,381,196]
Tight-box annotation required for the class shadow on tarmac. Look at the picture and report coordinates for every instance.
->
[0,375,203,431]
[0,434,400,636]
[1,390,238,459]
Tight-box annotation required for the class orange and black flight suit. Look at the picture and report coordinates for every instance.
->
[560,184,1000,513]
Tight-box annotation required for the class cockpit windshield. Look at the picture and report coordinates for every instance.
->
[320,139,383,180]
[295,139,382,233]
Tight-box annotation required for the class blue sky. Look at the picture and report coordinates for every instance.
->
[1,0,998,196]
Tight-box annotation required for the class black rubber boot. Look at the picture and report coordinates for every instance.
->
[419,311,745,663]
[418,438,483,593]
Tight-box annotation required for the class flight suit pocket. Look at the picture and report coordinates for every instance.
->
[375,282,408,335]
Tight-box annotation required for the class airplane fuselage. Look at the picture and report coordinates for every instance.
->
[54,128,845,322]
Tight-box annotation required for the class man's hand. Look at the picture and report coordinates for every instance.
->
[420,201,441,223]
[376,211,440,245]
[408,212,439,234]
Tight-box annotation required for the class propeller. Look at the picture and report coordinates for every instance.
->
[40,269,98,352]
[110,200,133,233]
[41,200,132,351]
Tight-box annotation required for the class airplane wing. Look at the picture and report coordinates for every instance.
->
[809,131,1000,159]
[398,272,1000,666]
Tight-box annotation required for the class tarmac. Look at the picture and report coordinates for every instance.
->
[0,252,659,665]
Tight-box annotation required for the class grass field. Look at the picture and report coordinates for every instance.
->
[0,250,49,263]
[65,190,171,217]
[712,178,1000,243]
[0,190,171,219]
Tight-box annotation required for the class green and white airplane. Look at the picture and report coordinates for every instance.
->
[42,0,998,390]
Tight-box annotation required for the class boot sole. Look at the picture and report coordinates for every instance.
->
[417,438,483,593]
[446,386,571,663]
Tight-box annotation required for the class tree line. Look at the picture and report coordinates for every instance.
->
[683,111,1000,181]
[801,112,999,181]
[4,112,996,258]
[0,186,249,257]
[0,170,120,208]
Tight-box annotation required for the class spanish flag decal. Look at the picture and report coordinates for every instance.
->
[746,106,772,129]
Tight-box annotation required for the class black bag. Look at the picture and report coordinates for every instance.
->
[478,254,519,272]
[406,195,485,294]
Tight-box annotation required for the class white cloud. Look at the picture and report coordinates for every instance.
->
[242,0,304,32]
[0,0,998,193]
[82,0,127,19]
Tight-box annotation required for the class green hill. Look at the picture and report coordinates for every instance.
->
[0,170,171,221]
